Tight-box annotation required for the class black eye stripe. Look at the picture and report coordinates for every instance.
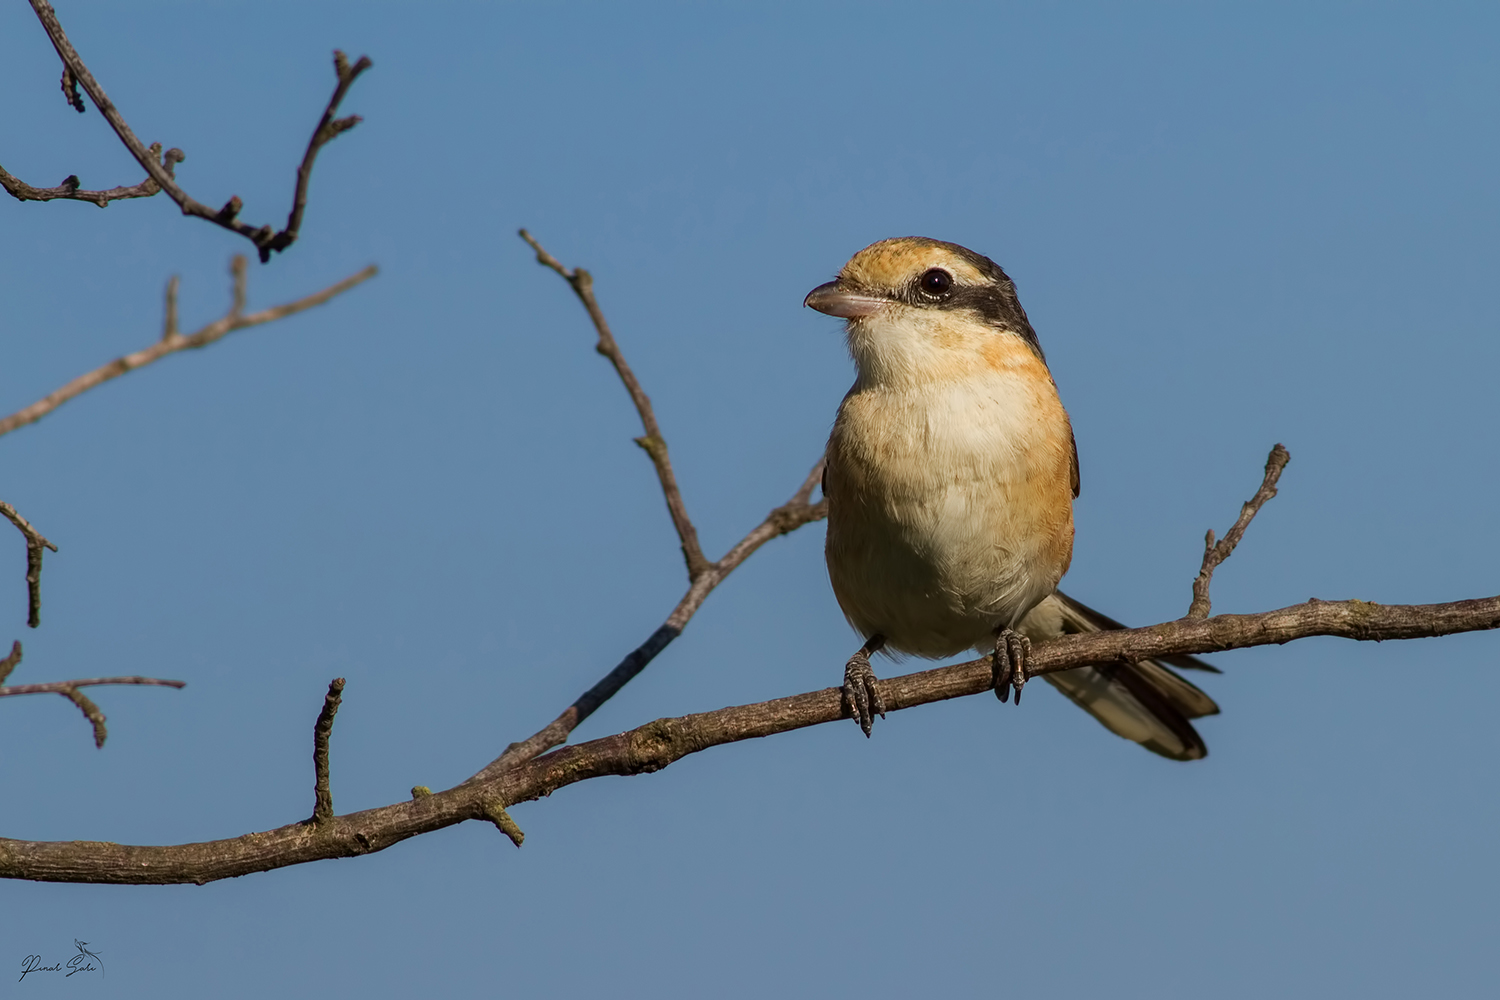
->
[890,255,1045,361]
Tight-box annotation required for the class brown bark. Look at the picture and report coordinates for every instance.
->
[2,593,1494,885]
[15,2,370,262]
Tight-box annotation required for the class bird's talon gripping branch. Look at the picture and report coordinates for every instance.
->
[992,627,1031,704]
[842,635,887,736]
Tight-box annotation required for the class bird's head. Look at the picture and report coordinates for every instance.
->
[804,237,1044,387]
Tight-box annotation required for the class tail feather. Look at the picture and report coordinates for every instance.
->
[1049,591,1221,675]
[1018,592,1221,762]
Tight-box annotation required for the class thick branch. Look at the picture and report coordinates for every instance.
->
[0,502,58,628]
[310,679,345,825]
[0,641,185,749]
[519,229,711,580]
[1187,444,1290,619]
[3,593,1496,884]
[0,259,377,440]
[24,2,370,261]
[470,459,826,782]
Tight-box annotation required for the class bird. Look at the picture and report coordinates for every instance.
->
[805,236,1218,761]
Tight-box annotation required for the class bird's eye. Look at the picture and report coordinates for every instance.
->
[919,269,953,296]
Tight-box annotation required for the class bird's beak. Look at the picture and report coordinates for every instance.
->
[803,280,888,318]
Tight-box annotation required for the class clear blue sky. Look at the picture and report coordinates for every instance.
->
[3,2,1498,996]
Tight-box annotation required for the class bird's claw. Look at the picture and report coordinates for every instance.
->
[843,651,886,737]
[992,628,1032,705]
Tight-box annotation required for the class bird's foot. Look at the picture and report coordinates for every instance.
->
[992,627,1032,705]
[843,635,887,737]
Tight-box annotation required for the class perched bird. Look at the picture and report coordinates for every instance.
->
[806,237,1218,760]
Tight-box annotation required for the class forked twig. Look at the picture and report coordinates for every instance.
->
[0,503,58,628]
[0,642,186,748]
[21,1,370,261]
[0,258,377,441]
[470,460,826,783]
[472,230,831,781]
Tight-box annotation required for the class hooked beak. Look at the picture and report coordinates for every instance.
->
[803,280,888,319]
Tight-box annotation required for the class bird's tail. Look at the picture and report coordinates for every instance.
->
[1018,591,1220,761]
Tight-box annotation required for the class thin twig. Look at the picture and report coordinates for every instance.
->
[0,676,186,697]
[1186,444,1291,619]
[24,2,370,261]
[0,502,59,628]
[61,687,107,748]
[162,275,179,341]
[482,800,525,848]
[0,645,186,750]
[0,149,180,208]
[0,258,377,440]
[310,678,346,825]
[468,459,826,783]
[265,51,370,258]
[474,233,827,781]
[0,641,20,685]
[518,229,712,580]
[4,591,1498,884]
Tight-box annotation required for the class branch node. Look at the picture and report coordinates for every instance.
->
[482,800,525,847]
[310,677,346,825]
[60,64,85,113]
[216,196,243,224]
[325,115,362,139]
[1,501,58,628]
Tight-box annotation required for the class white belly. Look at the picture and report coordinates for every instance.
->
[825,372,1074,658]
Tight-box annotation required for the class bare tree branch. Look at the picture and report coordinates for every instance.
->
[1,590,1495,884]
[310,679,345,825]
[21,1,370,262]
[0,257,377,440]
[519,228,712,580]
[1187,444,1291,619]
[0,143,181,208]
[0,502,58,628]
[471,460,826,782]
[475,231,828,778]
[0,641,186,749]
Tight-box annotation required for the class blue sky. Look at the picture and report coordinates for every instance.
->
[3,2,1498,997]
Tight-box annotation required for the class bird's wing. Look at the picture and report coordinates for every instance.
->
[1018,592,1221,762]
[1068,425,1080,499]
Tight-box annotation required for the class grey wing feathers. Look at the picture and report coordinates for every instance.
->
[1018,591,1221,762]
[1049,591,1220,674]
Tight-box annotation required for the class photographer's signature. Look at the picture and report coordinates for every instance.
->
[19,940,103,982]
